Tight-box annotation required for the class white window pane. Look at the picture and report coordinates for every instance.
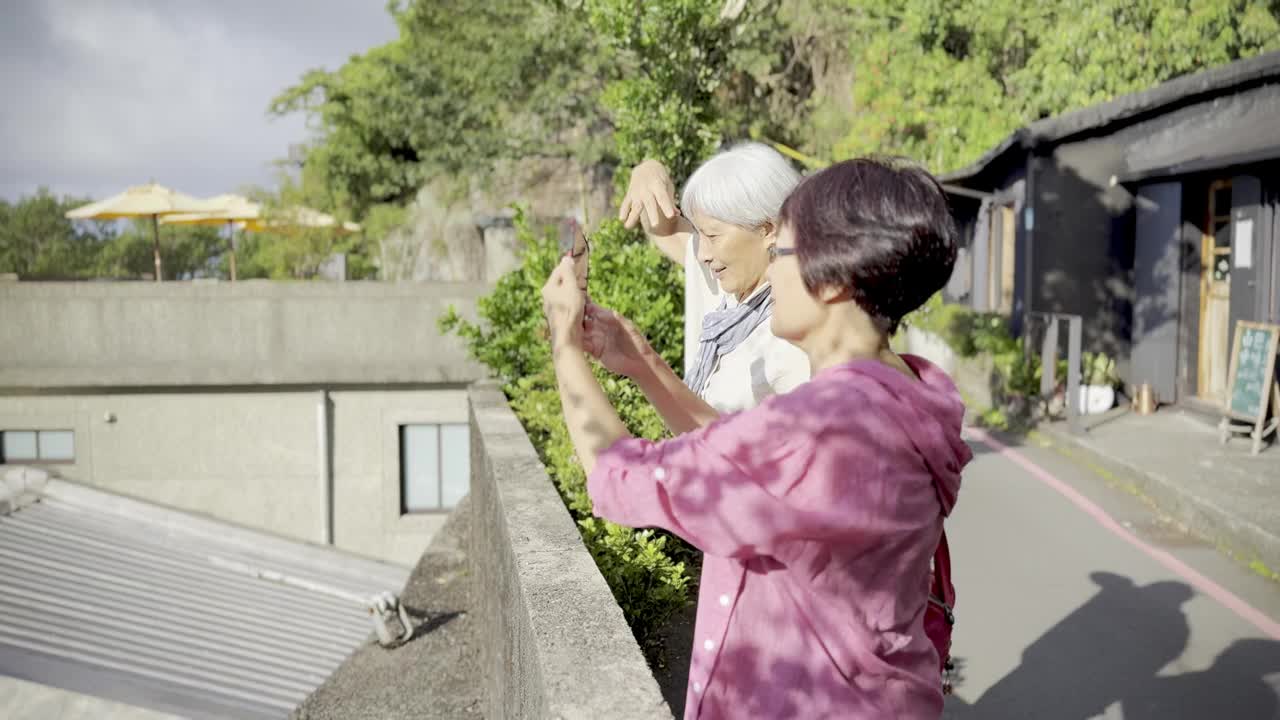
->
[3,431,37,461]
[440,424,470,509]
[38,431,75,461]
[401,425,440,512]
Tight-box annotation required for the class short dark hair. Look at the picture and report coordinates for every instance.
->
[779,157,958,334]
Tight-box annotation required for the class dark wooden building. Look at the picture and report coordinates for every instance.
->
[942,50,1280,412]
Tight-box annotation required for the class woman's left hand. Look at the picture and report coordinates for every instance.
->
[542,255,585,350]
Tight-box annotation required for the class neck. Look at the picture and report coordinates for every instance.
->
[734,276,765,303]
[801,302,895,374]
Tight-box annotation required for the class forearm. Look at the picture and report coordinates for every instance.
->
[645,216,694,265]
[552,342,630,474]
[631,352,721,435]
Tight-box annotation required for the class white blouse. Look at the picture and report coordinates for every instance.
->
[682,233,811,414]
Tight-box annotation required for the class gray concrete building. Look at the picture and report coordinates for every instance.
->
[0,280,490,566]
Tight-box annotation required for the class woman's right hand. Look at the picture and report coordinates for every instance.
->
[582,302,656,379]
[619,159,679,234]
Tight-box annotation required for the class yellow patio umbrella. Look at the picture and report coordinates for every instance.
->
[240,206,362,234]
[65,183,214,282]
[160,194,261,281]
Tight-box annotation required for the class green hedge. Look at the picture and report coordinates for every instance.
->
[441,208,695,654]
[902,294,1120,429]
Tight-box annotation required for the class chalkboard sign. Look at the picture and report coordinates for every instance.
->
[1219,321,1280,455]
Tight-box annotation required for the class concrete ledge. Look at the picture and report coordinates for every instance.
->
[468,382,671,720]
[1037,415,1280,574]
[0,281,490,388]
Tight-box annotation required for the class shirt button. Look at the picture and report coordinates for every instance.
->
[704,639,715,651]
[653,467,667,480]
[719,594,730,607]
[693,682,703,694]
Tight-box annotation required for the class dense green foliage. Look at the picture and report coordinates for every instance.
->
[438,0,793,653]
[838,0,1280,171]
[1,188,227,281]
[269,1,613,216]
[440,212,693,648]
[904,295,1122,430]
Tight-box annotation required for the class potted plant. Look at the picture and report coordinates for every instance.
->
[1078,352,1120,415]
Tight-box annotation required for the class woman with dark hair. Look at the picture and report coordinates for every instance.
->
[542,158,972,719]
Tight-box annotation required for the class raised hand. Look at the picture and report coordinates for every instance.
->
[582,302,656,379]
[541,256,586,350]
[619,159,679,233]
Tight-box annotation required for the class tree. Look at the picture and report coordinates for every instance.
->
[0,189,112,280]
[441,0,808,656]
[836,0,1280,172]
[269,0,613,219]
[269,1,842,222]
[94,221,226,280]
[229,177,380,281]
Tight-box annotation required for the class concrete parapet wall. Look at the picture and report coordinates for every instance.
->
[467,382,671,720]
[0,281,490,389]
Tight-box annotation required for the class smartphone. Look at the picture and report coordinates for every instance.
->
[558,218,590,292]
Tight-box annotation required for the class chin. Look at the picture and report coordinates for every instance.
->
[769,314,789,339]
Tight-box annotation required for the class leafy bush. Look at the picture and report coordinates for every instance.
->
[440,209,694,652]
[903,294,1123,430]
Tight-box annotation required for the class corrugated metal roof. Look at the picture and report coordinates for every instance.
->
[0,480,411,720]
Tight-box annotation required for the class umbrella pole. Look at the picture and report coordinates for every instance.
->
[227,220,238,282]
[151,215,163,282]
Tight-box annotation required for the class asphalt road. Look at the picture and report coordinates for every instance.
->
[942,429,1280,720]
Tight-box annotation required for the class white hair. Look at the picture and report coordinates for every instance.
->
[681,142,802,229]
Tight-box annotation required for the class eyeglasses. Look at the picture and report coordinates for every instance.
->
[572,234,590,289]
[767,245,797,263]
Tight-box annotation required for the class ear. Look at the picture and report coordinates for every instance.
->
[816,283,851,304]
[817,285,844,303]
[759,221,776,241]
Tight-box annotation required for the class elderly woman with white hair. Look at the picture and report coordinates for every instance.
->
[596,143,809,431]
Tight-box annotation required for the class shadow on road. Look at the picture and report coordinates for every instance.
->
[945,571,1280,719]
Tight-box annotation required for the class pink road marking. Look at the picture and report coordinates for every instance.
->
[964,427,1280,641]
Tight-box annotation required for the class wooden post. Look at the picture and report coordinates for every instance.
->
[151,214,163,282]
[1067,316,1083,435]
[228,221,238,282]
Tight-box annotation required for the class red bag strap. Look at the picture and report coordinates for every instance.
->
[930,529,955,608]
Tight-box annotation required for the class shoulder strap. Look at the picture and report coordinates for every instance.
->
[931,529,955,608]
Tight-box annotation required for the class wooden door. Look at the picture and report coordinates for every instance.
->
[1198,181,1233,401]
[999,205,1017,314]
[986,205,1017,314]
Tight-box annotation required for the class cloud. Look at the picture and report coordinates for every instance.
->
[0,0,397,203]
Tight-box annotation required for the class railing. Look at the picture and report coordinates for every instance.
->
[1028,312,1085,435]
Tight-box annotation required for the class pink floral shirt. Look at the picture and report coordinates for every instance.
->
[588,356,971,719]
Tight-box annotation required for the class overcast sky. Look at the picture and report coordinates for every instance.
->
[0,1,398,202]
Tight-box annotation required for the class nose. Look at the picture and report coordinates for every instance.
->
[694,234,715,265]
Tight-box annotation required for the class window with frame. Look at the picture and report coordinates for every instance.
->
[399,424,469,513]
[0,430,75,464]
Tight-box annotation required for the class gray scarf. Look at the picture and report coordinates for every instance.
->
[685,285,774,396]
